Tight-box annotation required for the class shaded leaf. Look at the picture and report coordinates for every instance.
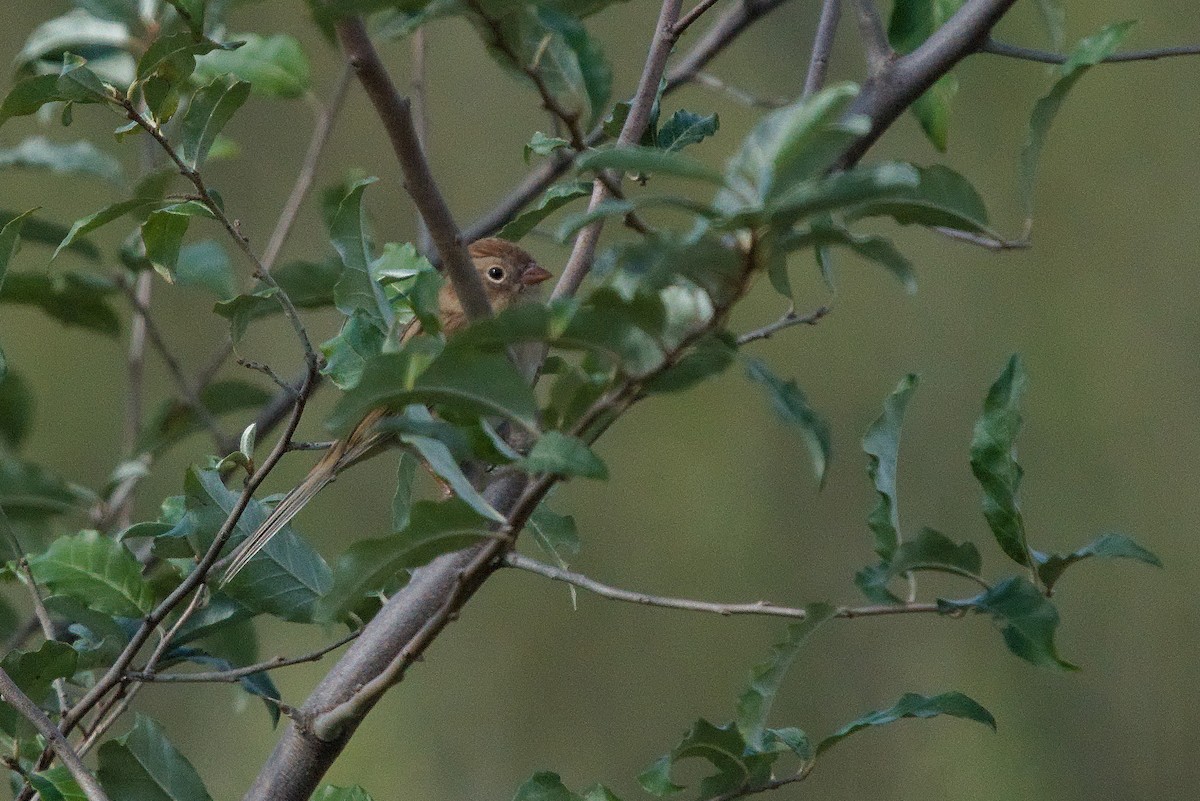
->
[0,75,63,125]
[577,145,724,184]
[513,772,580,801]
[0,137,122,184]
[1035,532,1161,592]
[0,371,34,450]
[888,0,967,151]
[969,354,1031,566]
[939,576,1076,669]
[640,719,775,800]
[329,177,392,331]
[846,163,990,233]
[856,528,982,604]
[744,357,831,487]
[0,452,81,524]
[0,211,99,259]
[498,181,592,242]
[174,240,235,299]
[518,431,607,479]
[54,198,162,260]
[657,109,719,152]
[179,77,251,169]
[28,530,156,617]
[862,374,918,560]
[138,379,271,453]
[817,691,995,755]
[321,310,387,390]
[98,714,214,801]
[0,271,120,335]
[314,788,376,801]
[782,220,915,293]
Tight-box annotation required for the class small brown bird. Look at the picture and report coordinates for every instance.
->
[222,238,551,582]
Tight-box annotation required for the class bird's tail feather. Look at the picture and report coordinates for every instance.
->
[220,408,387,584]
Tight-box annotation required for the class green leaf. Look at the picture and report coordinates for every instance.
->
[856,528,982,603]
[0,452,81,524]
[525,505,580,562]
[498,181,592,242]
[314,787,376,801]
[656,109,719,152]
[1034,0,1066,51]
[0,75,63,126]
[175,240,235,298]
[28,530,156,617]
[577,145,724,184]
[742,162,919,230]
[644,332,736,394]
[524,131,570,163]
[781,220,915,294]
[737,604,835,749]
[939,576,1076,669]
[29,767,87,801]
[390,407,506,521]
[817,691,995,755]
[185,467,332,622]
[98,714,214,801]
[0,210,32,294]
[0,271,120,335]
[56,54,116,104]
[744,357,831,487]
[141,210,192,278]
[0,640,77,734]
[391,451,419,532]
[1035,532,1161,592]
[54,198,161,260]
[846,163,990,233]
[137,30,221,83]
[329,177,392,331]
[162,647,280,725]
[513,772,581,801]
[0,137,122,184]
[518,431,607,479]
[640,719,776,800]
[0,371,33,450]
[0,211,96,259]
[969,354,1032,567]
[888,0,967,151]
[214,257,341,340]
[138,379,271,453]
[1019,21,1135,226]
[321,310,388,390]
[316,499,490,623]
[179,77,251,170]
[194,33,310,98]
[862,373,918,560]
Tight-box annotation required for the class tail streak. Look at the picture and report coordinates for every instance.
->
[221,407,387,583]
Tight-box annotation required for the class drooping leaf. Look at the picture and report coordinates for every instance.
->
[1035,532,1161,592]
[525,504,580,563]
[643,332,736,394]
[391,451,419,532]
[969,354,1032,567]
[781,220,916,293]
[194,33,311,98]
[390,407,506,520]
[744,357,831,487]
[576,146,724,184]
[329,177,392,332]
[862,373,918,560]
[816,691,995,755]
[939,576,1076,669]
[97,714,214,801]
[28,530,156,618]
[57,54,116,104]
[0,210,99,259]
[141,209,192,278]
[16,10,130,73]
[846,163,990,233]
[160,647,280,725]
[0,75,63,125]
[179,77,251,169]
[0,137,122,184]
[518,431,608,479]
[656,109,719,153]
[137,30,224,83]
[0,640,78,734]
[737,604,835,749]
[1019,21,1135,226]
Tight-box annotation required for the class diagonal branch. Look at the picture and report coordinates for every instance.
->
[803,0,843,98]
[127,629,360,684]
[334,16,492,322]
[851,0,893,75]
[737,304,830,345]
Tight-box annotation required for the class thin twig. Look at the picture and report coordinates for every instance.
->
[851,0,893,75]
[13,560,68,716]
[127,629,360,684]
[674,0,725,37]
[335,16,492,322]
[0,667,111,801]
[737,305,830,345]
[693,71,787,108]
[803,0,842,98]
[117,270,152,529]
[934,225,1030,251]
[410,30,433,254]
[982,37,1200,65]
[665,0,793,91]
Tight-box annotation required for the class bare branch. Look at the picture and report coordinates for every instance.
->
[117,270,152,529]
[410,30,433,254]
[334,16,492,322]
[0,667,110,801]
[934,225,1030,251]
[737,304,830,346]
[130,630,360,685]
[665,0,793,91]
[693,71,787,108]
[982,37,1200,65]
[803,0,843,98]
[674,0,725,37]
[851,0,893,75]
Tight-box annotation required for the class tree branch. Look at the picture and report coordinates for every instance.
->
[851,0,893,75]
[334,16,492,321]
[737,304,830,345]
[982,37,1200,65]
[674,0,725,37]
[128,630,360,684]
[0,667,110,801]
[803,0,842,98]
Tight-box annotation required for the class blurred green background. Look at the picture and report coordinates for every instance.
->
[1,1,1197,799]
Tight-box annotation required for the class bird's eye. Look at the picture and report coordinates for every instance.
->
[486,266,505,282]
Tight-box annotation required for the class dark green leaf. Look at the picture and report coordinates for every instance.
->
[577,145,723,184]
[315,499,489,623]
[856,528,982,603]
[395,408,506,520]
[0,451,81,523]
[939,576,1076,669]
[391,451,419,532]
[0,210,32,296]
[179,77,251,169]
[1035,532,1162,592]
[0,137,122,184]
[0,640,77,734]
[1020,21,1135,225]
[56,54,114,104]
[519,430,608,479]
[656,109,719,152]
[525,505,580,562]
[640,719,775,800]
[744,357,831,487]
[0,371,34,450]
[644,332,736,394]
[98,714,214,801]
[29,530,156,617]
[0,75,63,125]
[862,374,918,560]
[141,209,191,278]
[0,211,96,259]
[29,767,87,801]
[329,177,392,331]
[194,33,310,98]
[512,772,581,801]
[817,691,995,755]
[737,604,835,749]
[782,220,916,293]
[888,1,967,150]
[498,181,592,241]
[846,163,990,233]
[969,354,1032,566]
[321,310,388,390]
[163,647,280,725]
[54,198,161,260]
[0,271,119,335]
[138,379,271,453]
[137,30,221,83]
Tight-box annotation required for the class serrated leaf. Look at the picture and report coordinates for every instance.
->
[657,109,719,153]
[862,373,918,560]
[1020,21,1135,226]
[97,714,214,801]
[179,77,251,170]
[744,357,831,487]
[0,137,122,184]
[817,691,995,755]
[737,604,835,749]
[315,499,490,623]
[969,354,1032,567]
[498,181,592,242]
[194,33,310,98]
[577,145,723,184]
[28,530,156,617]
[939,576,1076,669]
[1035,532,1161,592]
[518,431,607,479]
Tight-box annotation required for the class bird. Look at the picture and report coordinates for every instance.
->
[221,238,552,583]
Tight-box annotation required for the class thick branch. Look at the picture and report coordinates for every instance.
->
[334,17,491,321]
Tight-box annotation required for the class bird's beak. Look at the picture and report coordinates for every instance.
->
[521,265,553,286]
